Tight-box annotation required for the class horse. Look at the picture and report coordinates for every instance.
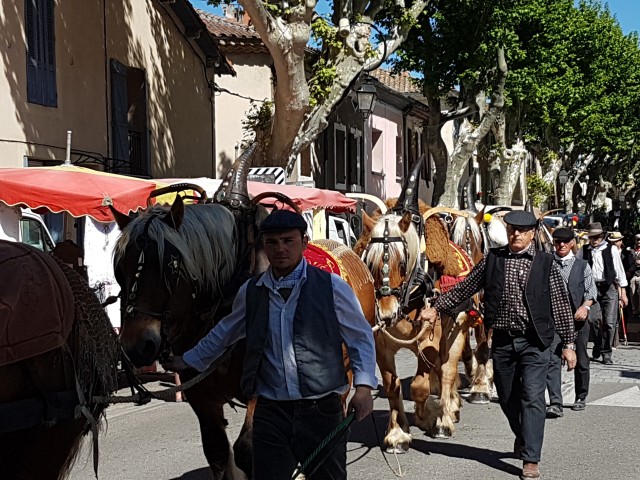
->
[354,199,477,452]
[111,194,256,480]
[0,240,118,480]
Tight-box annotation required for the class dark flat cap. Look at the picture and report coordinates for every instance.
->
[259,209,307,233]
[504,210,538,228]
[552,227,575,242]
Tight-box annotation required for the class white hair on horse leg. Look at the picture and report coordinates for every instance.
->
[486,219,508,247]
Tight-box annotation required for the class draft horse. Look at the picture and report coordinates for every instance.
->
[354,199,476,452]
[0,240,118,479]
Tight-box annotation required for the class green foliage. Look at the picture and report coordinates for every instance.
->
[241,101,274,142]
[308,59,337,107]
[526,173,554,208]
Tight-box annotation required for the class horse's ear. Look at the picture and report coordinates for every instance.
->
[109,205,133,230]
[474,206,485,225]
[362,211,376,233]
[399,211,412,233]
[163,194,185,230]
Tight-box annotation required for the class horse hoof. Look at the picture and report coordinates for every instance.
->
[385,444,410,454]
[468,392,491,404]
[433,426,451,438]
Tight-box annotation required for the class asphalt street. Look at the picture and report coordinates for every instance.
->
[69,342,640,480]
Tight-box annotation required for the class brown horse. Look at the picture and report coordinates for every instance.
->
[354,201,476,452]
[111,195,256,480]
[0,240,118,479]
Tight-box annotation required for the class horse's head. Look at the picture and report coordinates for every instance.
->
[361,210,421,327]
[111,196,238,367]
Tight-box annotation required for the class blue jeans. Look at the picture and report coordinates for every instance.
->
[252,394,347,480]
[492,330,551,463]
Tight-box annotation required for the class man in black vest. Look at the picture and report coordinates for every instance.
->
[419,210,576,480]
[545,228,597,418]
[578,223,628,365]
[163,209,377,479]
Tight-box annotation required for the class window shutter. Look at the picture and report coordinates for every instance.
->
[110,60,130,163]
[25,0,57,106]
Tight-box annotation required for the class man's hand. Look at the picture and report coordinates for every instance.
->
[562,349,577,371]
[162,355,189,372]
[620,290,628,308]
[418,307,438,328]
[574,306,589,321]
[348,386,373,421]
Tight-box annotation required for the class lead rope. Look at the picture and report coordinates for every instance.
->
[369,411,406,477]
[291,413,355,479]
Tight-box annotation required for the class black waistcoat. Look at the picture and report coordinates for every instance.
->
[566,258,588,312]
[240,265,347,399]
[484,247,555,348]
[582,244,616,285]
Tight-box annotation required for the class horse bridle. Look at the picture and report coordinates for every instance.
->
[117,213,190,362]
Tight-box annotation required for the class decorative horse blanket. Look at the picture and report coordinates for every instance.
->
[438,241,474,293]
[304,242,346,281]
[0,240,75,366]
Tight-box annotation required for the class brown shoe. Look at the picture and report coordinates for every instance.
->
[520,462,540,479]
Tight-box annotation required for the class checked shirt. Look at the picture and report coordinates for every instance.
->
[435,242,576,344]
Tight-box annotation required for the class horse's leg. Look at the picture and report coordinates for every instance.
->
[233,398,256,478]
[434,321,468,438]
[186,380,242,480]
[468,325,493,404]
[409,345,435,435]
[377,342,412,453]
[461,330,476,385]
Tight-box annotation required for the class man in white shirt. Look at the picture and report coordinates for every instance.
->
[578,223,628,365]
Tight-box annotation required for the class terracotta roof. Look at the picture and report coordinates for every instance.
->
[370,69,420,93]
[197,10,268,54]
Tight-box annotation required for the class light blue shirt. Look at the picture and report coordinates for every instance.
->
[183,258,378,400]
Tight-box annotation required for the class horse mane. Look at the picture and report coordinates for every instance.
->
[485,218,508,248]
[364,212,421,281]
[451,216,482,248]
[114,203,237,296]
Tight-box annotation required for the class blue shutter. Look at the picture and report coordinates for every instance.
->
[25,0,57,107]
[110,60,129,163]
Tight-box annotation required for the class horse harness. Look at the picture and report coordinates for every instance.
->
[365,214,434,327]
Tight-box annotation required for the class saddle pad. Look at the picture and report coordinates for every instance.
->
[438,241,474,293]
[0,240,75,366]
[304,242,346,280]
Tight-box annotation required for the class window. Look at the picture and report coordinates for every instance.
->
[334,123,347,190]
[25,0,57,107]
[371,129,383,173]
[395,135,403,180]
[20,218,53,252]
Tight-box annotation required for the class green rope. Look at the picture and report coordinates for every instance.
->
[291,412,355,479]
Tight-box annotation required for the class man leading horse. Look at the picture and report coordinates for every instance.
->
[164,209,377,480]
[420,210,577,480]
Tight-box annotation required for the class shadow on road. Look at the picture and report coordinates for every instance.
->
[348,409,521,477]
[169,467,213,479]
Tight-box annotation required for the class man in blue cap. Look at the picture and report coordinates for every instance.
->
[164,209,377,479]
[419,209,576,480]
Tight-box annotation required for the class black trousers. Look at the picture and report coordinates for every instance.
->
[547,321,590,406]
[252,394,347,480]
[492,329,551,464]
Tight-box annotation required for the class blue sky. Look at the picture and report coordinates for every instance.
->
[193,1,638,36]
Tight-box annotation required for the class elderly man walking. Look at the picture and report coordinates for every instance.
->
[545,228,597,418]
[419,210,576,480]
[578,223,628,365]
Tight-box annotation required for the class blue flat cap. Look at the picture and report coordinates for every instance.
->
[552,227,575,241]
[503,210,538,228]
[259,209,307,233]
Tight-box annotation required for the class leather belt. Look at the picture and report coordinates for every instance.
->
[493,327,532,338]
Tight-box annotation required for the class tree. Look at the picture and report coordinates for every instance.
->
[212,0,430,172]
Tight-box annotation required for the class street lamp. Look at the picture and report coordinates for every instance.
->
[558,169,569,212]
[353,77,378,119]
[619,192,626,209]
